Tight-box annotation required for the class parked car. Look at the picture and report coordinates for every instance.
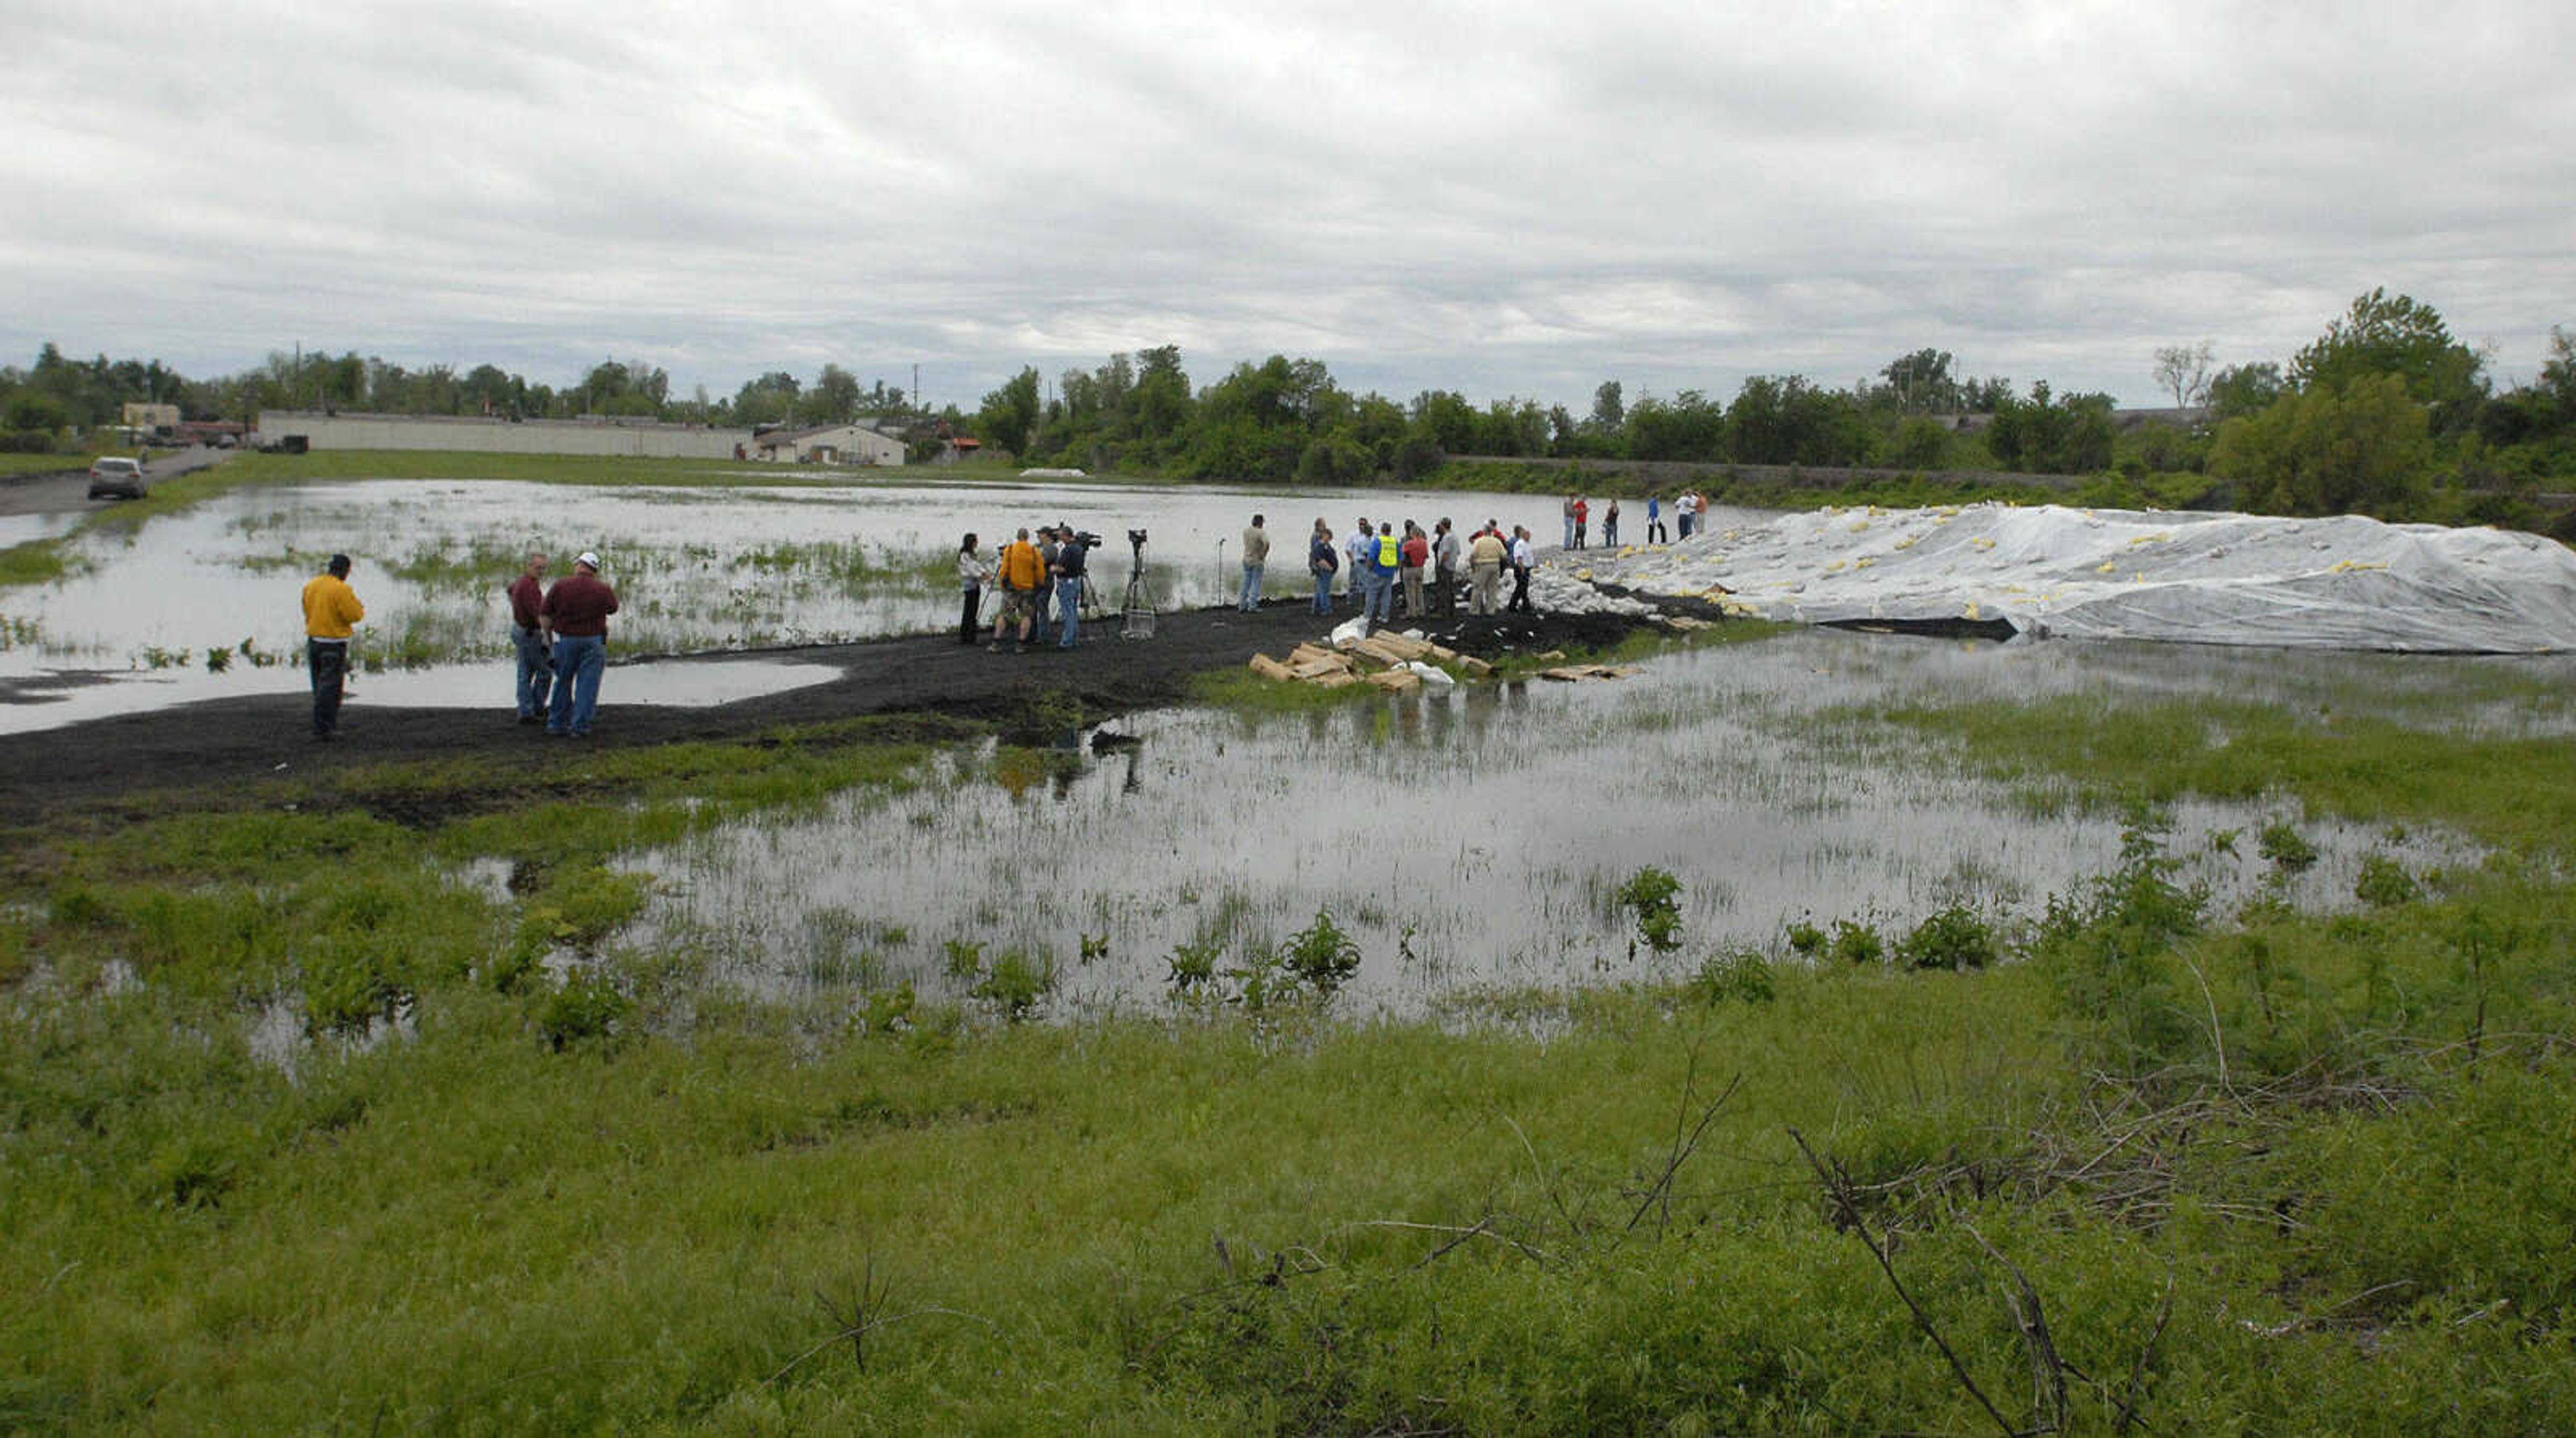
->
[87,456,147,500]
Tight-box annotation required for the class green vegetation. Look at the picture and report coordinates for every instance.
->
[5,657,2574,1430]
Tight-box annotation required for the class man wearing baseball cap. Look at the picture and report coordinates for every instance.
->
[539,551,620,738]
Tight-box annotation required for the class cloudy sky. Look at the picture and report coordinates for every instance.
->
[7,0,2571,413]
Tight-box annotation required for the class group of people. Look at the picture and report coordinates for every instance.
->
[1559,495,1622,550]
[297,548,622,741]
[954,523,1091,653]
[1278,513,1540,620]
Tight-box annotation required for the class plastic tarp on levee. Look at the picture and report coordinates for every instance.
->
[1573,505,2576,652]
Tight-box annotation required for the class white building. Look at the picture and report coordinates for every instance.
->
[257,411,756,459]
[752,423,907,466]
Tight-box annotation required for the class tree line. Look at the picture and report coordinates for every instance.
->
[0,346,947,450]
[8,287,2574,524]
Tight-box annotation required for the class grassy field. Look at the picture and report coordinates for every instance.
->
[5,632,2573,1433]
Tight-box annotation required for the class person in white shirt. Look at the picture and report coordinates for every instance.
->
[1507,526,1536,613]
[1344,519,1373,611]
[1433,518,1462,617]
[955,532,992,646]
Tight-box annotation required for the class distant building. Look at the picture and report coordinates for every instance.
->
[122,402,180,440]
[751,423,906,466]
[257,411,754,459]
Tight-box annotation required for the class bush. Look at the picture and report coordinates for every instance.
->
[2354,853,2421,907]
[971,949,1056,1020]
[1615,867,1684,960]
[1895,905,1998,972]
[538,970,631,1050]
[1688,947,1776,1005]
[1827,919,1884,966]
[1279,908,1362,994]
[2258,821,2319,873]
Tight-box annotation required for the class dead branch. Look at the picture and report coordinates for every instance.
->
[1625,1067,1743,1239]
[1962,1220,2068,1435]
[1790,1127,2021,1438]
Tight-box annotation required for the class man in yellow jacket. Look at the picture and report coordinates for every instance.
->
[301,553,366,740]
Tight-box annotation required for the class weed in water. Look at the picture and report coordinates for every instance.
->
[2257,819,2320,873]
[1615,866,1685,961]
[1279,908,1362,996]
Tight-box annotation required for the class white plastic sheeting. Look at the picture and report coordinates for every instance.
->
[1552,504,2576,652]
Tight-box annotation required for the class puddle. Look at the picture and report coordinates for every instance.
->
[0,476,1615,729]
[615,630,2503,1019]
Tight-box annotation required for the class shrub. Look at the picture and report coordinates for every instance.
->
[1615,866,1684,960]
[2354,853,2421,907]
[1279,908,1362,995]
[1827,919,1884,966]
[539,971,631,1050]
[1894,905,1997,971]
[1688,948,1776,1005]
[2259,821,2319,873]
[971,949,1055,1021]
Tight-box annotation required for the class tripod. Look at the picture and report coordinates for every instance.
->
[1120,537,1157,639]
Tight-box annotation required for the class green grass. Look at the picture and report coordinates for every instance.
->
[5,660,2576,1431]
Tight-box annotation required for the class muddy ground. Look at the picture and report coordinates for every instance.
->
[0,603,1654,829]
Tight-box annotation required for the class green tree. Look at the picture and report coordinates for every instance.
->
[1589,379,1625,432]
[2208,372,2431,517]
[977,367,1043,457]
[807,364,862,425]
[2292,288,2487,431]
[1986,382,2116,474]
[1878,348,1960,413]
[2206,362,2285,422]
[1627,389,1727,462]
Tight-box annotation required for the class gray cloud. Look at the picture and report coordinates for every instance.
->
[5,0,2570,409]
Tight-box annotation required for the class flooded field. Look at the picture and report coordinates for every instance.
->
[612,628,2544,1019]
[0,474,1595,731]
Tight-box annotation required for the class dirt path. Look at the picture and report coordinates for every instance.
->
[0,603,1646,827]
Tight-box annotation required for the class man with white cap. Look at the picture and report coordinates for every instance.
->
[539,550,620,738]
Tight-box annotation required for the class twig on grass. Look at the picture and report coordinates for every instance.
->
[1790,1126,2021,1438]
[1623,1056,1743,1241]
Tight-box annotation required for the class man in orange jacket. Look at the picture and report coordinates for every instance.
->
[989,528,1046,652]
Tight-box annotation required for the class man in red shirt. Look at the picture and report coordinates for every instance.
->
[505,551,551,724]
[539,552,620,738]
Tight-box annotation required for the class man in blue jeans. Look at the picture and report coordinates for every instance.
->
[1053,531,1089,648]
[1238,513,1269,611]
[540,551,619,737]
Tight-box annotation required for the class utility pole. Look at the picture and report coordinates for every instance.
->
[912,363,920,421]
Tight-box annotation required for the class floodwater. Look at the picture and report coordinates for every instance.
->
[0,474,1611,733]
[614,629,2530,1019]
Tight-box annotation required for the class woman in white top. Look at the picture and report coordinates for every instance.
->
[957,532,994,645]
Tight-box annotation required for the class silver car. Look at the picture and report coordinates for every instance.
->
[87,456,146,500]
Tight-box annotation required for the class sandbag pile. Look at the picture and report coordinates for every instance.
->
[1246,628,1492,693]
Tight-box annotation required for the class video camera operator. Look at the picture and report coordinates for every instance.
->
[1050,525,1090,650]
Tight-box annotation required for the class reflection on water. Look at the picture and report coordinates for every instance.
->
[617,631,2504,1018]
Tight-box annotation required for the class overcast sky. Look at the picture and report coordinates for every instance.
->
[7,0,2571,413]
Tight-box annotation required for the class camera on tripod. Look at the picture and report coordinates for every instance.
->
[1071,529,1105,550]
[1126,527,1148,555]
